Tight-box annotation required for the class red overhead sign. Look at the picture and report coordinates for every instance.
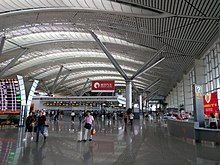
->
[203,92,219,118]
[91,80,115,92]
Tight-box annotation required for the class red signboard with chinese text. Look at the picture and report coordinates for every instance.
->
[91,80,115,92]
[203,92,219,118]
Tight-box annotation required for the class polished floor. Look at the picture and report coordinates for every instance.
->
[1,116,220,165]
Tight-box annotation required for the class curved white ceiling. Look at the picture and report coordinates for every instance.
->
[5,51,143,75]
[3,32,153,53]
[0,0,219,99]
[0,0,158,16]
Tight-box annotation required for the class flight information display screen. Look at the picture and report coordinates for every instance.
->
[0,79,21,114]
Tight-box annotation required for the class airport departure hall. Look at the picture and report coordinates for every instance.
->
[0,0,220,165]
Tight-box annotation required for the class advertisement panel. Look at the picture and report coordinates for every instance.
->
[203,92,219,118]
[91,80,115,92]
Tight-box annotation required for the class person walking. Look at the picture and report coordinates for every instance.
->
[36,111,47,142]
[82,111,94,142]
[24,112,35,141]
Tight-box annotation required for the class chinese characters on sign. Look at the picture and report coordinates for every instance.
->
[91,80,115,92]
[203,92,219,119]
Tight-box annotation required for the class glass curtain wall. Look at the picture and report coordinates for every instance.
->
[203,43,220,111]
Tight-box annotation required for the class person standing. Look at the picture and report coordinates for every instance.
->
[123,112,128,125]
[79,111,83,124]
[129,112,134,126]
[82,111,94,142]
[36,111,47,142]
[209,113,218,129]
[71,110,76,124]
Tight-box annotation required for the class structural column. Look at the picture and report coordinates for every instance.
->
[126,80,132,110]
[139,94,142,112]
[193,59,205,126]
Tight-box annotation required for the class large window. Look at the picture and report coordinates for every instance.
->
[204,43,220,111]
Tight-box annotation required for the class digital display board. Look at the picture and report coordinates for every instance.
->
[0,79,21,114]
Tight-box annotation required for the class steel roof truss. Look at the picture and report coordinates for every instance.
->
[0,48,28,77]
[52,72,70,94]
[131,45,166,80]
[143,78,161,93]
[80,78,89,96]
[90,31,129,80]
[51,65,63,93]
[0,37,5,55]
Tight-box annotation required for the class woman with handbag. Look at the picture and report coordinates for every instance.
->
[24,112,35,141]
[82,111,94,142]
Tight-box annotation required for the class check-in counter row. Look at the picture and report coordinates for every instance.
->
[167,119,220,145]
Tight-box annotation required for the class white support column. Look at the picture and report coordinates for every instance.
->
[126,80,132,110]
[139,94,143,112]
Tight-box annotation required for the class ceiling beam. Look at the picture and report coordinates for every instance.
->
[132,82,140,94]
[143,79,161,93]
[52,72,70,94]
[80,78,89,96]
[0,37,5,55]
[144,89,160,101]
[90,31,129,80]
[51,65,63,93]
[111,0,219,20]
[132,57,165,80]
[98,24,208,44]
[131,45,166,80]
[0,48,28,77]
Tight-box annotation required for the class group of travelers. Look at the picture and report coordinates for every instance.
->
[25,108,137,143]
[25,110,47,142]
[123,108,134,126]
[49,110,64,121]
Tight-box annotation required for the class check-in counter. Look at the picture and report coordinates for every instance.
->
[167,119,195,139]
[194,127,220,144]
[167,119,220,145]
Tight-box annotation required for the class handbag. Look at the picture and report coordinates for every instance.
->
[84,123,92,129]
[44,127,49,137]
[91,128,96,135]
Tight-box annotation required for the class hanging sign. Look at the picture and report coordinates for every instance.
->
[91,80,115,92]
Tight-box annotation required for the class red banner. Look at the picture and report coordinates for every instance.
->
[203,92,219,118]
[91,80,115,92]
